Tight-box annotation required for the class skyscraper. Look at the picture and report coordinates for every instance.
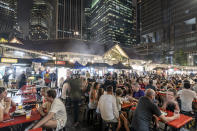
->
[141,0,163,44]
[136,0,141,44]
[55,0,83,39]
[29,0,53,40]
[83,0,92,40]
[140,0,197,65]
[90,0,136,47]
[0,0,17,39]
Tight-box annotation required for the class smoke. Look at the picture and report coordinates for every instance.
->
[65,40,106,55]
[27,39,106,56]
[23,38,144,61]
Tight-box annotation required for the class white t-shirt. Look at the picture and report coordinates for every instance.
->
[97,94,119,121]
[61,83,69,99]
[178,89,197,112]
[49,98,67,122]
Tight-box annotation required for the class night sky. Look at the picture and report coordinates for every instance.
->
[17,0,33,38]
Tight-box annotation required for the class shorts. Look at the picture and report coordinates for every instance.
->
[104,117,118,123]
[56,119,66,131]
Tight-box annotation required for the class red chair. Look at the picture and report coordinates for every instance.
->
[29,128,42,131]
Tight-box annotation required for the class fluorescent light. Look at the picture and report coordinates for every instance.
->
[40,56,49,60]
[15,51,24,56]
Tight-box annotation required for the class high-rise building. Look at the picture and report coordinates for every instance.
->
[55,0,83,39]
[135,0,164,61]
[0,0,17,39]
[140,0,197,65]
[83,0,92,40]
[136,0,141,44]
[90,0,136,47]
[29,0,53,40]
[141,0,163,44]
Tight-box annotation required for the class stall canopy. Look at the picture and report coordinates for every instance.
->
[86,62,111,68]
[153,67,167,70]
[92,63,112,68]
[112,62,132,69]
[86,62,92,67]
[32,58,48,63]
[74,61,85,69]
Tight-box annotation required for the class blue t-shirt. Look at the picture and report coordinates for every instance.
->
[133,90,145,99]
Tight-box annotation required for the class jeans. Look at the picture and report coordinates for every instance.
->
[73,99,80,123]
[3,81,8,88]
[130,127,135,131]
[195,111,197,128]
[87,108,96,124]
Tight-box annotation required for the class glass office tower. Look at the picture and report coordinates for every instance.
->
[90,0,136,47]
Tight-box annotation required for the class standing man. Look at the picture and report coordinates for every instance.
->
[44,71,51,87]
[50,72,57,88]
[68,75,82,127]
[131,89,180,131]
[86,71,90,79]
[18,71,26,89]
[3,72,10,88]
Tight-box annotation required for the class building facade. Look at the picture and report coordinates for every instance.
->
[140,0,197,65]
[136,0,141,44]
[55,0,83,39]
[29,0,53,40]
[83,0,92,40]
[169,0,197,66]
[136,0,164,62]
[90,0,136,47]
[0,0,17,39]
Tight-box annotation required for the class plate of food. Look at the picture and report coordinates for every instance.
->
[12,109,26,116]
[160,110,167,116]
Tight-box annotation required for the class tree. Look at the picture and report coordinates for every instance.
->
[173,50,187,66]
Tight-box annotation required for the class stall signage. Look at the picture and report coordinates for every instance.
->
[1,58,18,63]
[0,38,8,43]
[55,61,65,65]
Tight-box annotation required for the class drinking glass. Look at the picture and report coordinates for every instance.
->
[26,110,31,119]
[18,103,23,110]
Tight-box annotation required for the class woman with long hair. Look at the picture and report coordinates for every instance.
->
[87,82,100,124]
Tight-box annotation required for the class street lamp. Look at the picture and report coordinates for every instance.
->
[189,55,192,66]
[52,56,56,61]
[74,31,79,36]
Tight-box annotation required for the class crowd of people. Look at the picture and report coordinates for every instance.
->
[0,70,197,131]
[59,71,197,131]
[2,70,57,89]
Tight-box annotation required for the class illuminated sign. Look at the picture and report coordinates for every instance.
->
[55,61,65,65]
[10,37,22,44]
[0,38,8,43]
[1,58,18,63]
